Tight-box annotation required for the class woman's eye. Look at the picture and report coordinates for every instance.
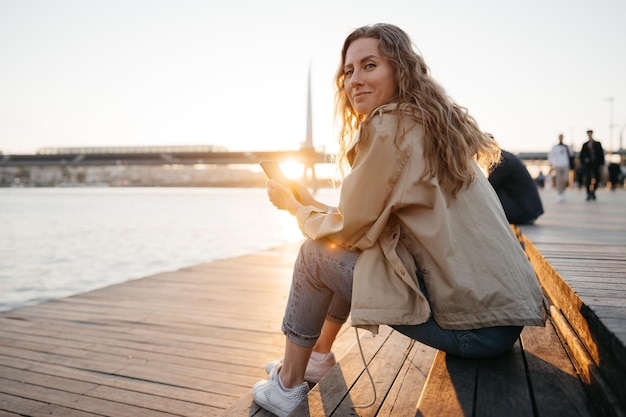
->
[365,63,376,70]
[344,69,353,77]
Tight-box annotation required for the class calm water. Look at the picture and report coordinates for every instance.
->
[0,187,339,312]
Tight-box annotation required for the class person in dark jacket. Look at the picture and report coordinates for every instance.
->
[488,150,544,225]
[579,130,605,200]
[607,161,622,191]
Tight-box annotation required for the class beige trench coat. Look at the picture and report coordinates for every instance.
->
[296,103,546,334]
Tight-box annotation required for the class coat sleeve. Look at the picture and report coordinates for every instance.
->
[296,112,415,250]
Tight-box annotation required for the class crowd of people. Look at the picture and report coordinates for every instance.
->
[481,127,624,227]
[546,129,624,202]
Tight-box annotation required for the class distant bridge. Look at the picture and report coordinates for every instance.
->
[2,148,623,169]
[0,147,331,168]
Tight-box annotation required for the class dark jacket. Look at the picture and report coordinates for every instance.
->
[488,151,544,225]
[580,140,605,168]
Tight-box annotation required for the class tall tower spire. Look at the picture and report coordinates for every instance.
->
[304,64,313,150]
[302,64,317,190]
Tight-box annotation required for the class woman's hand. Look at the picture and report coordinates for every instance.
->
[266,180,301,216]
[290,182,316,206]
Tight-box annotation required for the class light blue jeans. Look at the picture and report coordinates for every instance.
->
[281,239,522,359]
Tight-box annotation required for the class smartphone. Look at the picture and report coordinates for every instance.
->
[259,160,299,199]
[260,160,290,184]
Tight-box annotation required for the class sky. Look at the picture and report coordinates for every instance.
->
[1,0,625,156]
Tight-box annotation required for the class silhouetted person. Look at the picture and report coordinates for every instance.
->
[579,130,605,200]
[608,161,622,191]
[536,171,545,189]
[488,150,544,225]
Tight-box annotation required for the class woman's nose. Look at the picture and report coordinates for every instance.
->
[349,70,363,86]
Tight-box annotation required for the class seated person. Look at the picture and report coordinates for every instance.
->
[488,150,544,225]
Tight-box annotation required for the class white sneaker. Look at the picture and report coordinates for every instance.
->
[265,351,336,384]
[252,364,309,417]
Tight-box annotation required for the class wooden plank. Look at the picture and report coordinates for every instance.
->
[0,331,263,386]
[0,379,182,417]
[0,392,50,417]
[415,351,477,417]
[0,355,232,412]
[0,309,286,353]
[521,323,596,417]
[23,405,103,417]
[0,410,23,417]
[0,365,222,417]
[374,341,437,417]
[330,330,417,416]
[474,343,534,417]
[552,307,626,417]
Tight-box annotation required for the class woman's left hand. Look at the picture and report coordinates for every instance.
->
[266,180,301,215]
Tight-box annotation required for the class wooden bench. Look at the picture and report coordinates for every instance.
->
[515,228,626,417]
[417,316,599,417]
[224,314,611,416]
[225,226,624,417]
[225,316,599,417]
[294,318,601,417]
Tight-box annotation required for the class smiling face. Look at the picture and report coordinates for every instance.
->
[343,37,398,116]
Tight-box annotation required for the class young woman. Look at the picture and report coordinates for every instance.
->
[253,23,545,417]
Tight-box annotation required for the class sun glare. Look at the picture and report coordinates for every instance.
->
[279,161,306,180]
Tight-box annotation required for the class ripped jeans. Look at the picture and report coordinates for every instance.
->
[281,238,522,359]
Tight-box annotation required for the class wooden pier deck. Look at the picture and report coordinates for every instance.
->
[1,187,625,416]
[0,242,357,417]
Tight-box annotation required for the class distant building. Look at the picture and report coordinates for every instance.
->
[36,145,228,155]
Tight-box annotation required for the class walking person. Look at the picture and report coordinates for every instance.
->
[607,160,622,191]
[579,130,605,201]
[254,23,545,416]
[548,133,572,202]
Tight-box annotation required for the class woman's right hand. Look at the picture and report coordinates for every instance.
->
[267,180,301,215]
[290,182,316,206]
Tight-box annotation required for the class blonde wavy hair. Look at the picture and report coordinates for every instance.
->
[334,23,500,198]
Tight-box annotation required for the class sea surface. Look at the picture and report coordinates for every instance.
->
[0,187,340,312]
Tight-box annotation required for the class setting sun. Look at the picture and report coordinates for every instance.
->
[279,161,306,180]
